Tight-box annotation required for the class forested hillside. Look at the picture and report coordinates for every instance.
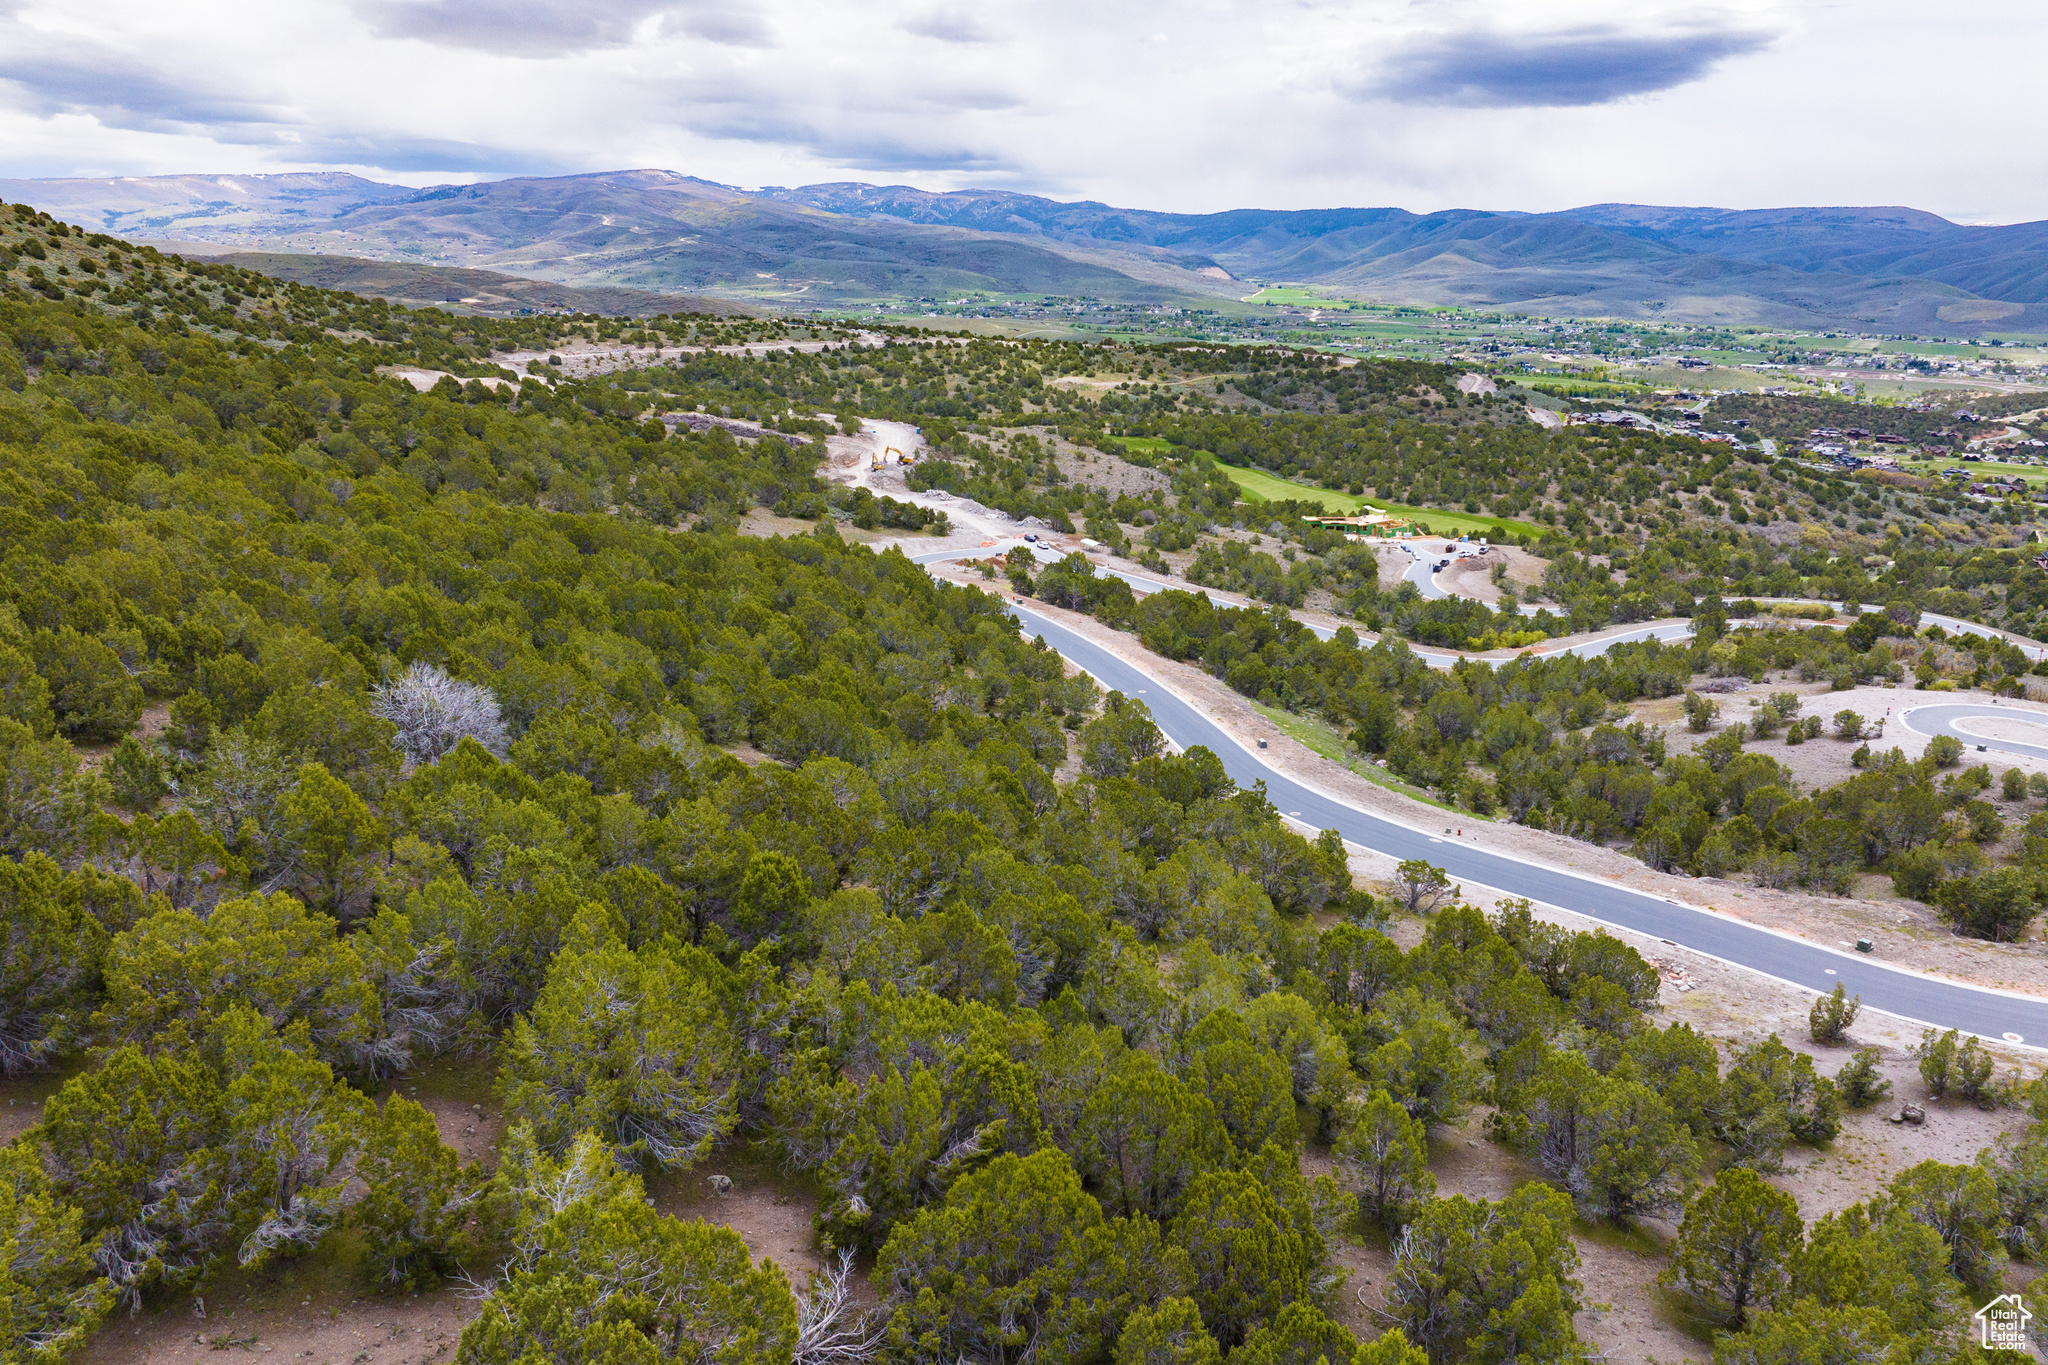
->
[0,200,2044,1365]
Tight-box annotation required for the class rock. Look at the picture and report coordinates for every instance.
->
[1889,1111,1905,1124]
[707,1174,733,1196]
[1902,1104,1926,1124]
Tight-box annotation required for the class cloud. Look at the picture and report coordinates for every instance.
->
[680,102,1021,175]
[674,7,772,46]
[268,134,557,174]
[1363,23,1775,108]
[898,8,997,44]
[0,44,291,136]
[354,0,770,56]
[0,21,552,175]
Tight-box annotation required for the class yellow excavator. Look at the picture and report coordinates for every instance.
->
[887,446,912,466]
[870,451,884,471]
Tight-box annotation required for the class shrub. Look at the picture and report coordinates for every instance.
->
[105,736,168,811]
[1915,1028,1996,1105]
[1808,984,1859,1045]
[1934,868,2041,942]
[29,626,142,743]
[1835,1047,1892,1108]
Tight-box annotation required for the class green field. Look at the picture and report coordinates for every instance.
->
[1900,457,2046,486]
[1221,465,1545,538]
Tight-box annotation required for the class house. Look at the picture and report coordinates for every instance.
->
[1305,510,1414,539]
[1873,433,1907,444]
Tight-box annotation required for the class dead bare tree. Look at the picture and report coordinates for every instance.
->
[795,1249,883,1365]
[370,663,509,769]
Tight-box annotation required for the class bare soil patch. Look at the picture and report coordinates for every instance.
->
[74,1252,475,1365]
[1434,546,1548,606]
[1052,441,1172,500]
[647,1143,838,1293]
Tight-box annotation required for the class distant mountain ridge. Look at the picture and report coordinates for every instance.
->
[4,169,2045,331]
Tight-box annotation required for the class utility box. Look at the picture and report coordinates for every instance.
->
[1856,939,1873,953]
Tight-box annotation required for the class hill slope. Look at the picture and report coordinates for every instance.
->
[766,183,2048,330]
[215,252,749,317]
[9,170,2048,329]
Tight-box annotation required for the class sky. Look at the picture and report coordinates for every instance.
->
[0,0,2042,222]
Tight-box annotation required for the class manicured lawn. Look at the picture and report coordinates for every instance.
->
[1223,464,1371,510]
[1901,457,2044,485]
[1220,465,1546,539]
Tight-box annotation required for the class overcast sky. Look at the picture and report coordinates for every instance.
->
[1,0,2041,221]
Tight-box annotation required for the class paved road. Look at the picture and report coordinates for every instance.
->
[912,543,1694,668]
[1901,702,2048,763]
[1406,549,1452,600]
[996,600,2048,1044]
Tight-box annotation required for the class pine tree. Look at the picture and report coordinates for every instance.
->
[498,912,740,1171]
[0,1144,113,1364]
[1662,1168,1802,1324]
[354,1095,482,1286]
[1334,1089,1434,1230]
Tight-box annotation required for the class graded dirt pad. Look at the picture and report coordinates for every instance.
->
[1366,544,1415,591]
[1434,545,1548,604]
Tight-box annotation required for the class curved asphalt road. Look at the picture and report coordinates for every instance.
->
[1902,703,2048,763]
[995,599,2048,1045]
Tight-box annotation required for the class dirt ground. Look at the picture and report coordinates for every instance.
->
[1053,441,1173,500]
[1436,545,1549,605]
[735,507,900,546]
[647,1144,837,1293]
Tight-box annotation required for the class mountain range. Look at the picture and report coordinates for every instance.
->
[5,169,2045,332]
